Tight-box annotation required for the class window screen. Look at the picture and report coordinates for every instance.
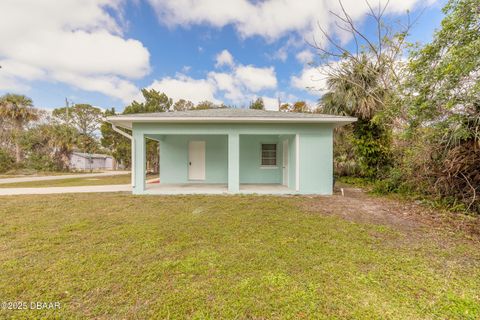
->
[261,144,277,166]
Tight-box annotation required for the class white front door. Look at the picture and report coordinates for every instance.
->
[282,139,289,186]
[188,141,206,180]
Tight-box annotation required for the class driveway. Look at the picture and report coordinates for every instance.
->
[0,171,130,185]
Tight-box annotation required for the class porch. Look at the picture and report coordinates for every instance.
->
[134,132,299,195]
[144,183,293,195]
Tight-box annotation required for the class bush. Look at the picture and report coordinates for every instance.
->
[23,153,57,172]
[0,149,15,173]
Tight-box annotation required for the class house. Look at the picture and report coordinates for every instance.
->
[69,152,114,171]
[107,108,356,195]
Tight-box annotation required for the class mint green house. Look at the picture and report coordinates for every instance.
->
[107,109,356,195]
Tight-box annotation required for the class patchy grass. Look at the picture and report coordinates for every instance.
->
[0,193,479,319]
[0,169,102,178]
[0,174,135,188]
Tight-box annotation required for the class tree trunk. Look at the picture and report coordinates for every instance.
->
[15,142,21,163]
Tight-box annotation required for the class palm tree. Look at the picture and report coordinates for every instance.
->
[318,54,392,177]
[320,54,387,121]
[0,94,39,162]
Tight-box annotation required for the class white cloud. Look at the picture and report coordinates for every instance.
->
[262,96,280,111]
[146,0,433,42]
[296,50,315,64]
[0,0,150,102]
[291,66,329,96]
[143,51,279,107]
[234,65,277,92]
[143,74,219,104]
[215,50,235,68]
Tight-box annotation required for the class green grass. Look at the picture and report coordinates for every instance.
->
[0,169,102,179]
[0,174,136,188]
[1,194,479,319]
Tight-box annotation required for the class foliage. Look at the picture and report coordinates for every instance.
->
[321,56,393,177]
[53,104,103,154]
[405,0,480,213]
[249,97,265,110]
[279,101,309,113]
[0,148,15,173]
[100,108,131,169]
[124,89,173,114]
[173,99,194,111]
[0,93,40,162]
[53,104,103,136]
[19,123,79,171]
[195,100,218,110]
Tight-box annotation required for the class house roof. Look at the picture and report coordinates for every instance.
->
[72,152,112,159]
[107,108,357,129]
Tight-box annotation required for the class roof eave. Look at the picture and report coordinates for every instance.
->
[107,116,357,130]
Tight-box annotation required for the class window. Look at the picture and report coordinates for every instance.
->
[261,143,277,166]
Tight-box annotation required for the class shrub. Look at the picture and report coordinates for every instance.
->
[0,149,15,173]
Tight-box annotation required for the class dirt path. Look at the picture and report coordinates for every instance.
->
[300,186,480,241]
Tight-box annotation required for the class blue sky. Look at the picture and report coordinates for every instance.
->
[0,0,445,111]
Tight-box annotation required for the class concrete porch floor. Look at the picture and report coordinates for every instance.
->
[144,183,295,195]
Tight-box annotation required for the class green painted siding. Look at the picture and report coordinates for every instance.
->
[239,135,282,184]
[132,122,335,195]
[160,135,228,184]
[298,130,333,194]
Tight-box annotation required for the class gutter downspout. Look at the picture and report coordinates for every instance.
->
[112,124,135,188]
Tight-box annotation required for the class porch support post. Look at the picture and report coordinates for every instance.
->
[133,131,146,194]
[295,133,300,192]
[228,133,240,193]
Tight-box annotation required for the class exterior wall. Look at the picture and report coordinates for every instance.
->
[69,154,114,170]
[298,131,333,194]
[133,122,335,195]
[159,135,228,184]
[239,135,282,184]
[69,154,87,170]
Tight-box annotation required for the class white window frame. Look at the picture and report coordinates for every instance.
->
[260,143,278,169]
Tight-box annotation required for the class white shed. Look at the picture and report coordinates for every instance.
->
[69,152,114,171]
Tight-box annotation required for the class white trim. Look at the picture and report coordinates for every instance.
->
[282,139,289,187]
[260,166,278,169]
[295,134,300,192]
[107,116,357,129]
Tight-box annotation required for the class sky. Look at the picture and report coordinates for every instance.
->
[0,0,446,112]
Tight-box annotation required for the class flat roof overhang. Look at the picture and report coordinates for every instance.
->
[107,116,358,130]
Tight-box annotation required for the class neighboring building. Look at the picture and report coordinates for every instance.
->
[107,108,356,195]
[69,152,114,171]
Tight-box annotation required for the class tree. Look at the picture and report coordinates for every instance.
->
[124,89,173,114]
[278,101,309,113]
[194,100,217,110]
[406,0,480,212]
[100,108,131,169]
[249,98,265,110]
[173,99,194,111]
[291,101,309,113]
[19,123,79,171]
[53,104,103,154]
[279,103,291,112]
[309,0,414,177]
[53,104,103,136]
[0,94,39,162]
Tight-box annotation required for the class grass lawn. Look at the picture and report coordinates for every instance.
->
[0,170,102,179]
[0,174,137,188]
[1,193,479,319]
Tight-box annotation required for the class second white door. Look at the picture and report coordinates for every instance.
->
[188,141,206,180]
